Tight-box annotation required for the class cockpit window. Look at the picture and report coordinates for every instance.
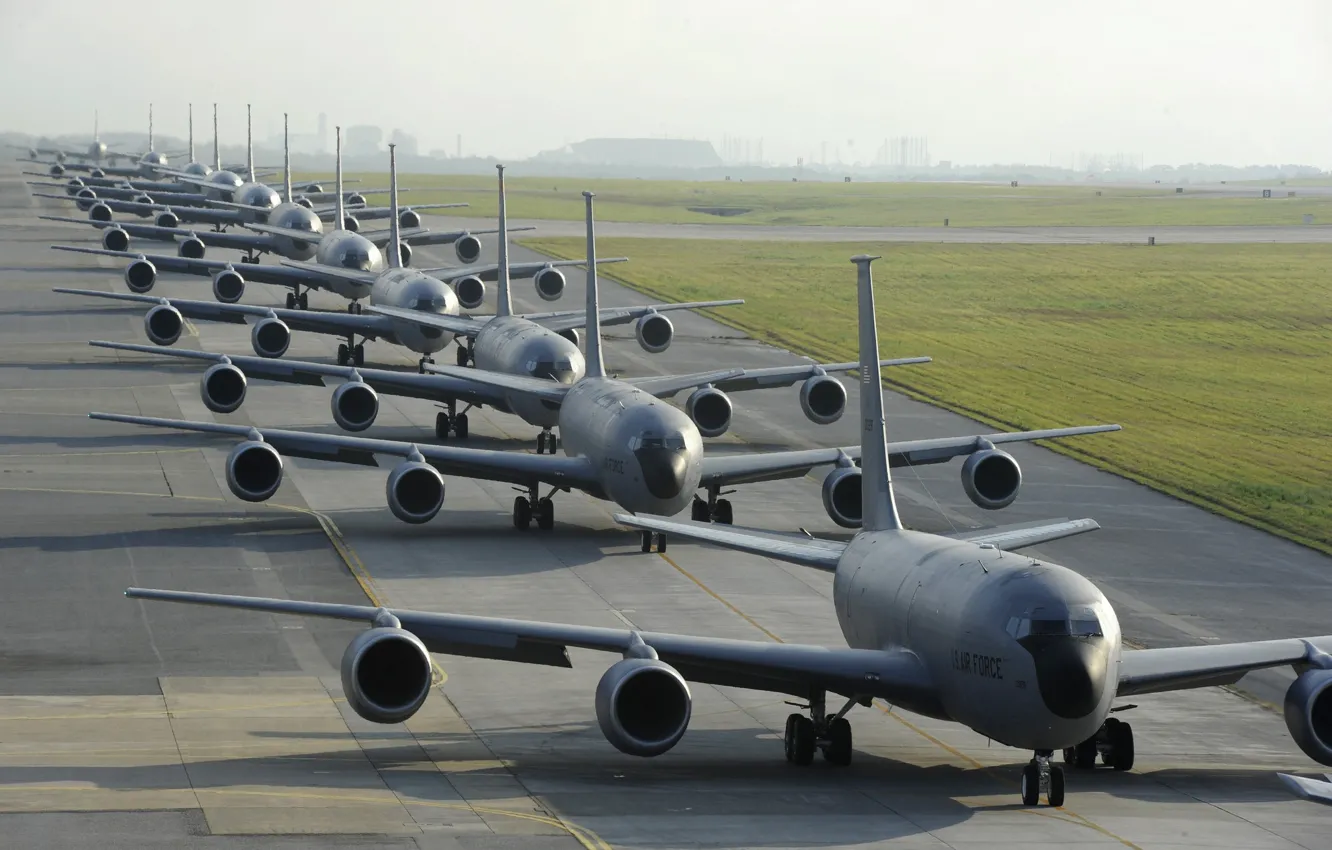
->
[629,434,686,451]
[1007,605,1102,639]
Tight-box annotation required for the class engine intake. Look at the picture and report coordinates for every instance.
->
[250,317,291,358]
[211,269,245,303]
[635,313,673,354]
[179,236,206,260]
[1285,669,1332,766]
[331,381,379,432]
[342,214,360,232]
[49,164,65,177]
[89,202,113,222]
[595,657,691,757]
[685,386,732,438]
[144,304,183,346]
[155,211,179,229]
[453,275,485,310]
[101,227,129,252]
[454,234,481,264]
[397,241,412,267]
[960,448,1022,510]
[75,187,97,211]
[346,192,367,206]
[800,375,847,425]
[386,461,445,524]
[822,466,863,528]
[124,259,156,293]
[132,193,154,207]
[534,267,565,302]
[559,328,580,347]
[399,209,421,229]
[340,627,433,724]
[225,440,283,502]
[201,363,247,413]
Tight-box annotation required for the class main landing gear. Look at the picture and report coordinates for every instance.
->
[512,483,555,531]
[337,341,365,367]
[1062,716,1135,772]
[690,492,732,524]
[1021,751,1064,807]
[434,401,469,441]
[417,354,435,374]
[455,342,473,367]
[783,692,857,767]
[640,531,667,553]
[347,301,363,315]
[536,428,558,454]
[284,290,309,310]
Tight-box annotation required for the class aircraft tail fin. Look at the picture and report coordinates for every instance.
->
[282,114,292,203]
[187,103,194,163]
[245,104,254,180]
[212,103,220,171]
[94,109,99,143]
[495,164,512,317]
[334,126,344,230]
[148,103,153,152]
[853,255,903,532]
[583,191,606,378]
[386,144,402,269]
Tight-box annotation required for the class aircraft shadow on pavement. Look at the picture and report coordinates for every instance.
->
[0,515,326,556]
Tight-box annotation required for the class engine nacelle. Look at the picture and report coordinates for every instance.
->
[75,187,97,211]
[211,269,244,303]
[250,317,291,358]
[595,657,691,757]
[1284,669,1332,766]
[397,241,412,266]
[65,178,85,195]
[800,375,847,425]
[960,448,1022,510]
[342,214,360,233]
[386,461,445,524]
[143,304,183,346]
[822,466,863,528]
[331,381,379,432]
[295,197,313,209]
[49,163,65,177]
[300,182,324,193]
[101,227,129,252]
[178,236,206,260]
[399,209,421,229]
[454,234,481,264]
[453,275,485,310]
[89,168,106,179]
[224,440,283,502]
[200,363,247,414]
[89,202,113,222]
[685,386,732,438]
[346,192,367,206]
[132,193,154,206]
[533,267,565,302]
[635,313,673,354]
[558,328,580,347]
[340,627,433,724]
[154,210,179,229]
[124,258,157,293]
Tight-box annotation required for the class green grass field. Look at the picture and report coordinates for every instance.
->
[523,238,1332,553]
[315,171,1332,227]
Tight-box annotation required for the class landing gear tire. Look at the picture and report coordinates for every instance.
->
[1063,738,1097,769]
[353,344,365,367]
[285,292,296,309]
[690,499,708,522]
[435,412,451,441]
[298,293,308,310]
[1021,762,1040,806]
[1106,719,1135,771]
[714,499,733,525]
[641,531,652,553]
[337,343,349,366]
[536,432,547,454]
[535,497,554,531]
[822,717,852,766]
[1048,765,1066,807]
[513,496,531,530]
[784,714,815,766]
[453,413,468,439]
[456,346,469,367]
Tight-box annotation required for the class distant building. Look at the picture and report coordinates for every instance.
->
[389,128,418,157]
[535,138,722,169]
[344,125,382,157]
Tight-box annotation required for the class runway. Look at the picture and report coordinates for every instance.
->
[5,160,1332,848]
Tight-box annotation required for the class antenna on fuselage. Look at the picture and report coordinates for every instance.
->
[852,254,903,532]
[245,103,254,181]
[386,144,402,269]
[212,103,220,172]
[334,126,345,230]
[582,191,606,379]
[282,113,292,203]
[495,164,512,318]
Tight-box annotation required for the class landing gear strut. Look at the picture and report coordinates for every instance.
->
[455,342,473,367]
[690,486,733,524]
[336,339,365,367]
[348,301,363,315]
[434,401,469,441]
[285,290,309,310]
[513,483,554,531]
[1021,751,1064,807]
[536,428,559,454]
[1063,717,1135,772]
[417,354,435,374]
[783,692,857,767]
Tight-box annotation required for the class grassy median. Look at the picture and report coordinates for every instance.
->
[524,238,1332,553]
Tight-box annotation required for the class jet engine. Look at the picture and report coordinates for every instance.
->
[178,236,206,260]
[300,182,323,193]
[822,466,863,528]
[960,448,1022,510]
[685,386,732,438]
[559,328,580,347]
[341,214,360,232]
[224,439,283,502]
[399,209,421,229]
[75,187,97,211]
[800,375,847,425]
[132,193,154,207]
[101,227,130,252]
[396,241,413,266]
[346,192,367,206]
[89,168,106,179]
[635,313,673,354]
[533,267,565,302]
[49,163,65,177]
[331,380,379,432]
[1284,669,1332,766]
[386,460,445,524]
[200,363,247,414]
[453,276,485,310]
[143,304,183,346]
[454,234,481,264]
[155,210,179,229]
[340,626,433,724]
[211,269,245,303]
[295,197,313,210]
[250,317,291,358]
[595,657,691,757]
[65,178,85,195]
[124,258,157,293]
[89,202,113,223]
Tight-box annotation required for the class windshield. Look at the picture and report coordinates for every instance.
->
[629,434,687,452]
[1007,604,1102,638]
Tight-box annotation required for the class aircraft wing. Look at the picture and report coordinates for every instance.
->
[1118,637,1332,697]
[420,364,571,405]
[615,368,747,400]
[57,289,398,340]
[343,202,473,220]
[89,413,599,489]
[531,299,747,333]
[36,196,243,227]
[121,587,938,704]
[243,223,326,243]
[699,424,1123,488]
[364,305,487,337]
[422,256,625,283]
[612,514,845,571]
[944,518,1101,550]
[52,246,324,289]
[278,258,379,287]
[625,357,930,396]
[89,341,512,409]
[42,216,273,253]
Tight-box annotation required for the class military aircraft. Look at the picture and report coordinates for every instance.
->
[118,254,1332,811]
[88,191,1117,533]
[21,106,186,180]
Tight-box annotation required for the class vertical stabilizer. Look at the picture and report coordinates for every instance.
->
[282,113,292,203]
[334,126,344,230]
[147,103,153,151]
[852,255,902,532]
[245,104,254,180]
[212,104,220,171]
[495,164,512,317]
[386,144,402,269]
[582,192,606,378]
[187,104,194,162]
[94,110,99,142]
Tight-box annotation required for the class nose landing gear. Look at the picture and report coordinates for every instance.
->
[1021,750,1064,807]
[336,340,365,366]
[455,342,473,367]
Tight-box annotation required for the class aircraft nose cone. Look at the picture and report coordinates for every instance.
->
[1021,636,1107,720]
[634,447,689,500]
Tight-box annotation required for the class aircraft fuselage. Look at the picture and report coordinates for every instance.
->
[471,316,586,427]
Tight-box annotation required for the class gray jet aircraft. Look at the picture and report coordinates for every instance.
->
[118,254,1332,811]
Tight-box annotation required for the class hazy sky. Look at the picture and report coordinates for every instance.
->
[3,0,1331,167]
